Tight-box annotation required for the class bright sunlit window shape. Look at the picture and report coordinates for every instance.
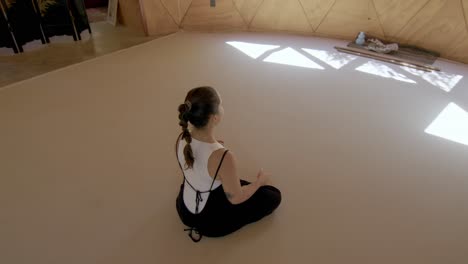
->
[263,47,324,69]
[356,61,416,84]
[302,48,357,69]
[425,102,468,146]
[400,66,463,92]
[226,41,280,59]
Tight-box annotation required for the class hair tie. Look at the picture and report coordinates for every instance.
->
[185,101,192,110]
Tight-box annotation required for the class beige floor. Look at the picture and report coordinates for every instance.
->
[0,22,155,88]
[1,32,468,264]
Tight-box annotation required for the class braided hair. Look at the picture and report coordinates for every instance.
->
[177,87,220,169]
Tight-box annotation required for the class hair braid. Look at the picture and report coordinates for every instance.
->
[178,102,194,169]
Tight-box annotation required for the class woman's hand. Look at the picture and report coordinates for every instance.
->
[256,168,271,186]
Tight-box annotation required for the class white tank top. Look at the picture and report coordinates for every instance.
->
[177,138,225,214]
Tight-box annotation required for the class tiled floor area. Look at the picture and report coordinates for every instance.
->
[0,22,156,88]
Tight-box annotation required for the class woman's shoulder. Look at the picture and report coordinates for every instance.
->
[208,148,235,176]
[210,147,233,162]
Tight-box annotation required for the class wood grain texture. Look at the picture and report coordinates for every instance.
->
[140,0,179,36]
[373,0,429,38]
[181,0,247,31]
[161,0,192,24]
[315,0,385,39]
[396,0,467,60]
[298,0,336,31]
[444,31,468,63]
[463,0,468,29]
[117,0,146,33]
[250,0,313,33]
[233,0,264,25]
[117,0,468,63]
[335,46,439,71]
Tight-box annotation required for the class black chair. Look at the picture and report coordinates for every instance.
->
[36,0,79,41]
[69,0,91,35]
[0,0,21,53]
[1,0,48,51]
[1,0,91,53]
[30,0,50,43]
[37,0,90,41]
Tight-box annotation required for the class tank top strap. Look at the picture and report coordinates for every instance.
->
[208,149,229,191]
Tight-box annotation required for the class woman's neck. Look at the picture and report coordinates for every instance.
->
[191,127,216,143]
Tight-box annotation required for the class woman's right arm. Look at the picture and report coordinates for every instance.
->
[219,151,270,205]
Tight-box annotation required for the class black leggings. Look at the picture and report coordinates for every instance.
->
[176,180,282,238]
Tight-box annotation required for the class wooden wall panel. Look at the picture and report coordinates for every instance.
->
[161,0,192,24]
[396,0,467,60]
[139,0,179,36]
[373,0,429,38]
[250,0,313,33]
[117,0,145,33]
[315,0,384,39]
[299,0,336,31]
[463,0,468,29]
[444,33,468,63]
[118,0,468,64]
[233,0,264,25]
[181,0,246,31]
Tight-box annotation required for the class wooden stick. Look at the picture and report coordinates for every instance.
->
[336,47,431,72]
[335,46,440,72]
[344,46,440,71]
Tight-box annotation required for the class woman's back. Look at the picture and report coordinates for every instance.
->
[177,137,224,214]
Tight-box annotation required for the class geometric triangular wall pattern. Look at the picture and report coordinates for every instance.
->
[181,0,246,31]
[250,0,313,33]
[139,0,179,35]
[373,0,430,38]
[127,0,468,64]
[298,0,336,32]
[233,0,264,26]
[315,0,385,39]
[161,0,193,25]
[396,0,467,59]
